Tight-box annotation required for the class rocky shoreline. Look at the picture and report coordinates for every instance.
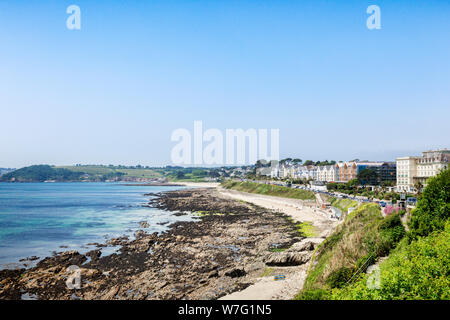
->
[0,187,315,300]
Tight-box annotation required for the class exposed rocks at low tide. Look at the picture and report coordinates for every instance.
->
[264,238,323,266]
[0,188,313,300]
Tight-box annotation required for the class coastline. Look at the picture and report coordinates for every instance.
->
[0,182,193,270]
[0,184,337,300]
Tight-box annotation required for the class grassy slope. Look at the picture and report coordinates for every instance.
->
[221,181,315,201]
[330,198,359,213]
[330,222,450,300]
[296,203,406,299]
[329,169,450,300]
[56,165,162,179]
[151,168,210,182]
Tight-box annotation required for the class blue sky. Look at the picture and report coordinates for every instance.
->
[0,0,449,167]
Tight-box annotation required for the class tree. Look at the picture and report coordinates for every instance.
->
[414,180,423,195]
[255,160,263,168]
[303,160,314,166]
[280,158,292,165]
[327,182,338,191]
[381,180,394,187]
[409,168,450,240]
[176,171,185,179]
[346,179,359,188]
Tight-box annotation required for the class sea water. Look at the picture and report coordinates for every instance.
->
[0,182,192,269]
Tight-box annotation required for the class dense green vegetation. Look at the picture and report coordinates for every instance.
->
[327,180,400,201]
[221,180,315,200]
[296,204,406,299]
[408,169,450,240]
[157,167,212,182]
[298,168,450,300]
[57,165,162,179]
[0,165,162,182]
[0,164,222,182]
[329,197,359,214]
[0,165,85,182]
[330,222,450,299]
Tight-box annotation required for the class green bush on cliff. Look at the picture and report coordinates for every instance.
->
[408,168,450,240]
[328,168,450,300]
[377,213,406,255]
[330,221,450,300]
[296,204,406,300]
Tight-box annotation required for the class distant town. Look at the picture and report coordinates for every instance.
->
[1,149,448,198]
[253,149,449,194]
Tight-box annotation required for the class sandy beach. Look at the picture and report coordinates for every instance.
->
[219,187,338,237]
[217,186,339,300]
[179,181,220,188]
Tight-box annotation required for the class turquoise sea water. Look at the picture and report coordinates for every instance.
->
[0,182,192,269]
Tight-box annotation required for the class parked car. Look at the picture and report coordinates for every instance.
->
[407,197,417,206]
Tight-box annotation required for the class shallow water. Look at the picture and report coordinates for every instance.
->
[0,182,193,269]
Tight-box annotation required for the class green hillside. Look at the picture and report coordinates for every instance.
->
[0,165,162,182]
[0,165,85,182]
[221,180,315,200]
[56,165,162,179]
[296,203,405,299]
[329,198,359,213]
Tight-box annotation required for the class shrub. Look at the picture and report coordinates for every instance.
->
[377,212,406,256]
[331,222,450,300]
[298,204,406,298]
[295,289,331,300]
[409,168,450,240]
[326,267,354,288]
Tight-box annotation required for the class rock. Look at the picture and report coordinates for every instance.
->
[175,235,188,242]
[107,236,129,246]
[288,238,323,252]
[224,268,246,278]
[37,251,87,268]
[19,256,40,262]
[85,249,102,260]
[139,221,150,228]
[264,251,313,266]
[134,230,146,239]
[102,286,119,300]
[244,262,265,273]
[208,270,219,278]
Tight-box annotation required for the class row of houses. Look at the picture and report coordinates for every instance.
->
[266,161,397,185]
[257,149,449,192]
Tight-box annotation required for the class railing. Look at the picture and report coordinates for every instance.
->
[346,252,375,284]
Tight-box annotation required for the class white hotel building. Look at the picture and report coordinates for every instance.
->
[396,149,449,193]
